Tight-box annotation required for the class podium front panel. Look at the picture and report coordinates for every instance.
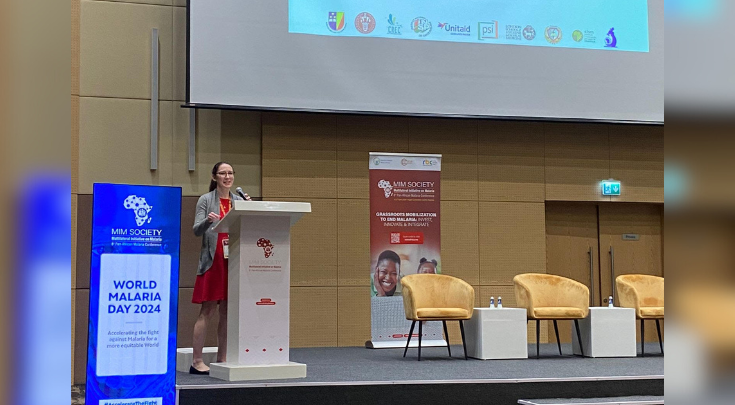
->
[228,215,291,365]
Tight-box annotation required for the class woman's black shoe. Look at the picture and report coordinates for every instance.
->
[189,365,210,375]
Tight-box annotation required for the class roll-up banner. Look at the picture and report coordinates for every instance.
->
[86,184,181,405]
[367,153,445,349]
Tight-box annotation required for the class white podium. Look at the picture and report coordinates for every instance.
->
[208,200,311,381]
[464,308,528,360]
[573,307,637,358]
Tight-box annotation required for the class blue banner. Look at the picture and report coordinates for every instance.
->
[86,184,182,405]
[289,0,650,53]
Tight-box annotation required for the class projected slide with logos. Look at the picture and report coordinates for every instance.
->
[289,0,650,52]
[189,0,663,121]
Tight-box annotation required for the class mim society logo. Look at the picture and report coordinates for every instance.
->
[123,195,153,226]
[378,180,393,198]
[257,238,274,258]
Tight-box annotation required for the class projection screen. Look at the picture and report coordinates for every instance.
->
[188,0,664,123]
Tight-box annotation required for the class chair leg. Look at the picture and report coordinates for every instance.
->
[656,319,664,355]
[641,319,645,357]
[442,320,451,357]
[553,320,562,355]
[536,320,540,358]
[574,319,585,357]
[459,320,468,360]
[403,321,416,358]
[418,321,423,361]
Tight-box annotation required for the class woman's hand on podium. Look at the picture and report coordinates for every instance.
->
[206,212,219,223]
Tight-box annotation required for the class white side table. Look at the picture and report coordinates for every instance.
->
[572,307,637,358]
[464,308,528,360]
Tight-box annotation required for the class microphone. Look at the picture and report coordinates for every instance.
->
[235,187,252,201]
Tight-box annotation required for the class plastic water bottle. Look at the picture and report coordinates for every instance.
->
[608,295,614,308]
[489,297,495,308]
[497,297,503,309]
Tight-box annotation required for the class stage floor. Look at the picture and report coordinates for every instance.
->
[176,343,663,388]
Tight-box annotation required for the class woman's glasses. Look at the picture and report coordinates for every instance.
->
[216,171,235,177]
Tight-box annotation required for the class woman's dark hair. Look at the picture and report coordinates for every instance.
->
[417,257,438,271]
[377,250,401,266]
[209,162,232,192]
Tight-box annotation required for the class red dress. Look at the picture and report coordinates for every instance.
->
[192,198,231,303]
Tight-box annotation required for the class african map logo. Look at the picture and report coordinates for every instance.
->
[123,195,153,226]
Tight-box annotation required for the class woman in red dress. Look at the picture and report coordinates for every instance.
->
[190,162,249,374]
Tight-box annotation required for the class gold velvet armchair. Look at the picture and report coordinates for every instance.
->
[400,274,475,361]
[513,273,590,358]
[615,274,664,356]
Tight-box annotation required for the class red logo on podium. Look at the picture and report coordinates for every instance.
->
[257,238,274,258]
[256,298,276,306]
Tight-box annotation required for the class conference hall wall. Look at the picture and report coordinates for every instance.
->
[71,0,663,385]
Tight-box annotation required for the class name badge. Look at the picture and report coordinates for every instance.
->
[222,238,229,259]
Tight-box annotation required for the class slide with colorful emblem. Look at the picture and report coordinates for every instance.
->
[288,0,649,52]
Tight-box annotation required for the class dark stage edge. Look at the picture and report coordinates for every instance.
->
[176,344,664,405]
[518,396,663,405]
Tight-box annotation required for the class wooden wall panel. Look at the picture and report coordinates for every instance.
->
[408,117,478,201]
[478,120,545,202]
[221,110,262,197]
[171,109,261,197]
[599,203,663,342]
[478,285,516,308]
[609,125,664,203]
[172,6,186,101]
[441,201,479,285]
[78,98,174,193]
[337,287,371,347]
[76,195,92,289]
[262,113,337,199]
[267,198,338,287]
[72,0,80,96]
[479,202,546,285]
[72,95,80,194]
[93,0,173,5]
[545,203,600,304]
[73,289,89,384]
[599,203,663,292]
[80,0,173,100]
[336,115,409,199]
[172,108,223,196]
[545,123,610,202]
[177,288,220,348]
[337,199,370,286]
[72,195,78,290]
[71,286,76,385]
[290,288,338,347]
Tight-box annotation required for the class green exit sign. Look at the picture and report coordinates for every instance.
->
[601,180,621,196]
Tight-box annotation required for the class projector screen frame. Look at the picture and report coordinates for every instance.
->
[184,0,664,126]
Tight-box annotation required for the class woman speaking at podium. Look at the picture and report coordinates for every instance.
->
[190,162,249,374]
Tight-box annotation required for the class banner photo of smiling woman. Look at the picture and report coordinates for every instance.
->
[371,250,401,297]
